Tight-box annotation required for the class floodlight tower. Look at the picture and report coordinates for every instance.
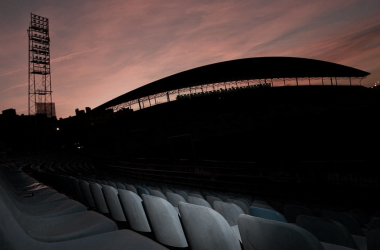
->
[28,13,55,117]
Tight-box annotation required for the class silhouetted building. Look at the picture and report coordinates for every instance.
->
[75,108,85,116]
[2,108,16,116]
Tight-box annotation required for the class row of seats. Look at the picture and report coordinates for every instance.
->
[0,162,168,250]
[31,158,380,250]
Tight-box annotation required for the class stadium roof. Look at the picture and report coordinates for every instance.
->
[94,57,370,110]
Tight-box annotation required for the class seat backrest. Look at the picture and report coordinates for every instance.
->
[175,190,189,202]
[284,204,314,223]
[137,187,150,197]
[252,201,274,209]
[108,181,118,189]
[89,182,109,213]
[166,192,186,208]
[217,194,230,202]
[296,215,359,249]
[228,199,249,214]
[118,189,151,232]
[189,193,204,199]
[214,201,244,226]
[369,218,380,230]
[206,195,222,209]
[101,185,126,221]
[79,180,96,209]
[234,198,250,208]
[142,195,188,247]
[367,228,380,250]
[150,189,167,200]
[178,202,241,250]
[249,207,287,223]
[71,178,86,204]
[125,184,137,194]
[238,214,324,250]
[187,196,212,209]
[116,182,126,190]
[321,210,364,236]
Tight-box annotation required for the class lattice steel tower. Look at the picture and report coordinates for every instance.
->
[28,13,55,117]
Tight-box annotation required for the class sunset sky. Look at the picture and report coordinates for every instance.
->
[1,0,379,118]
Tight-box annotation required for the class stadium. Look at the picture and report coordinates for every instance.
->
[1,56,379,250]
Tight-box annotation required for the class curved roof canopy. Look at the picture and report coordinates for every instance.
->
[95,57,370,110]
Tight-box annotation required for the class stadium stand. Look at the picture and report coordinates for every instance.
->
[1,156,374,250]
[1,57,379,249]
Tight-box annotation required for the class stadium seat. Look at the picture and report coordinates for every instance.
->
[369,218,380,230]
[0,196,168,250]
[166,192,186,212]
[249,207,287,223]
[213,201,244,241]
[79,180,96,209]
[142,195,188,248]
[137,187,150,197]
[227,198,249,214]
[284,204,314,223]
[321,211,365,236]
[89,182,109,214]
[178,202,241,250]
[238,214,324,250]
[101,185,126,222]
[187,196,212,209]
[206,195,222,209]
[217,194,230,202]
[125,183,137,194]
[296,215,359,249]
[175,189,189,201]
[321,211,367,250]
[189,192,204,199]
[150,189,167,200]
[251,202,275,210]
[118,189,151,232]
[234,198,251,208]
[214,201,244,226]
[70,178,86,205]
[116,182,126,190]
[108,181,118,189]
[367,228,380,250]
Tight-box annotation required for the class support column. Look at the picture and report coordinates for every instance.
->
[283,78,286,86]
[166,92,170,102]
[138,99,141,110]
[330,77,333,86]
[148,96,151,107]
[296,77,299,86]
[349,77,352,86]
[335,77,338,86]
[308,78,311,85]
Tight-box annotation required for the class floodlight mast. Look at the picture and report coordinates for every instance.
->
[28,13,55,117]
